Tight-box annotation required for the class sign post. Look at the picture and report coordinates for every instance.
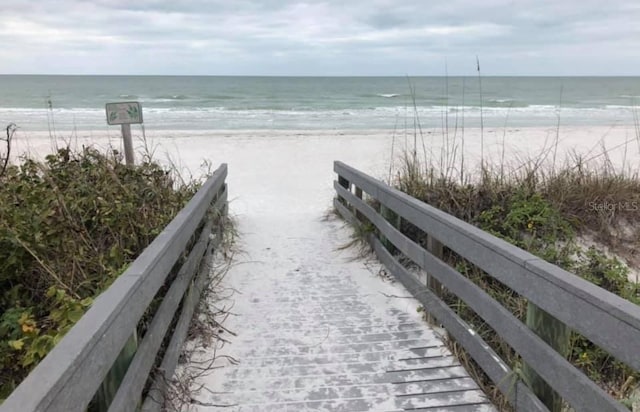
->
[105,102,143,166]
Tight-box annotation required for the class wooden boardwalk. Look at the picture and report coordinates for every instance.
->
[187,214,495,411]
[4,158,639,411]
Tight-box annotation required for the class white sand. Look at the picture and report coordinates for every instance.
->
[11,125,640,176]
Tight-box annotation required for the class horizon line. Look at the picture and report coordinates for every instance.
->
[1,74,639,78]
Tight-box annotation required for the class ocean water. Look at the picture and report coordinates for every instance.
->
[0,75,639,132]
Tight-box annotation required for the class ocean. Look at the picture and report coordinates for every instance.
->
[0,75,638,132]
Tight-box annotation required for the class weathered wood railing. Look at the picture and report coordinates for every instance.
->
[333,161,640,412]
[1,164,228,412]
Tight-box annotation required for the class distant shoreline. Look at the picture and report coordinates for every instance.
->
[2,74,640,78]
[12,125,640,173]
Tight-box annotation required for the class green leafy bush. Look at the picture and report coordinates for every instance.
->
[0,147,197,400]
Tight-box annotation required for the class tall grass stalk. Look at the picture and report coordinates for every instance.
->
[477,56,485,168]
[552,86,563,170]
[45,93,57,142]
[443,61,449,175]
[500,103,512,183]
[1,124,15,178]
[632,99,640,153]
[461,78,466,185]
[389,114,399,183]
[406,77,419,159]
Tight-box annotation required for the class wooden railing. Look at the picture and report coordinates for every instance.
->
[1,164,228,412]
[333,161,640,412]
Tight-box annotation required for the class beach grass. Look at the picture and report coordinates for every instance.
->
[389,144,640,410]
[370,72,640,409]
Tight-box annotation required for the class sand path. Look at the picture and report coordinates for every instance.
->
[177,133,495,411]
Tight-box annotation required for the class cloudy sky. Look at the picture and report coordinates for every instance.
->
[1,0,638,76]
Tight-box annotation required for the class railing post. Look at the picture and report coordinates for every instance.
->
[426,235,443,324]
[380,204,400,252]
[121,124,135,166]
[94,332,138,411]
[523,304,571,412]
[354,187,364,221]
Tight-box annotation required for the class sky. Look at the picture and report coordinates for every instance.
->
[0,0,639,76]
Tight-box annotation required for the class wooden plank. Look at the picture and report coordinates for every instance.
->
[108,182,224,410]
[380,203,396,251]
[1,165,227,412]
[426,234,443,325]
[210,184,229,223]
[426,235,443,295]
[524,302,571,412]
[334,201,546,412]
[121,123,135,166]
[107,217,214,412]
[354,186,364,221]
[335,182,626,411]
[334,161,640,372]
[393,377,481,395]
[95,332,138,412]
[141,198,227,412]
[395,389,490,409]
[407,406,496,412]
[373,241,545,412]
[334,198,358,226]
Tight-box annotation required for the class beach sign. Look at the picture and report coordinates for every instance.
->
[105,101,142,165]
[105,101,143,125]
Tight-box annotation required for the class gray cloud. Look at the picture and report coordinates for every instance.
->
[0,0,638,75]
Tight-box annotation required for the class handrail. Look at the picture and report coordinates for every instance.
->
[333,160,640,412]
[1,164,228,412]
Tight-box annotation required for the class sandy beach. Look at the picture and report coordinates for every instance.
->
[12,124,640,181]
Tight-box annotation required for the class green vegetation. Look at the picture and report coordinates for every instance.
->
[392,151,640,409]
[0,146,198,401]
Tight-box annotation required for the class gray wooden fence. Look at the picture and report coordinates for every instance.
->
[0,164,228,412]
[333,161,640,412]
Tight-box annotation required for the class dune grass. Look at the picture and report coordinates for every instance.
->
[390,143,640,409]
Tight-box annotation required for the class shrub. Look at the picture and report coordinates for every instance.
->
[0,147,197,400]
[392,150,640,407]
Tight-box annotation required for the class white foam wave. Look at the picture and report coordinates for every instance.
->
[2,103,638,132]
[142,98,176,103]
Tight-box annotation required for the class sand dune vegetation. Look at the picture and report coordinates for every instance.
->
[0,137,198,402]
[388,130,640,409]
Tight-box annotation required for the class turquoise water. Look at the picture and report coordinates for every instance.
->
[0,76,639,131]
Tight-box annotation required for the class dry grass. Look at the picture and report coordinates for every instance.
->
[391,145,640,409]
[395,145,640,252]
